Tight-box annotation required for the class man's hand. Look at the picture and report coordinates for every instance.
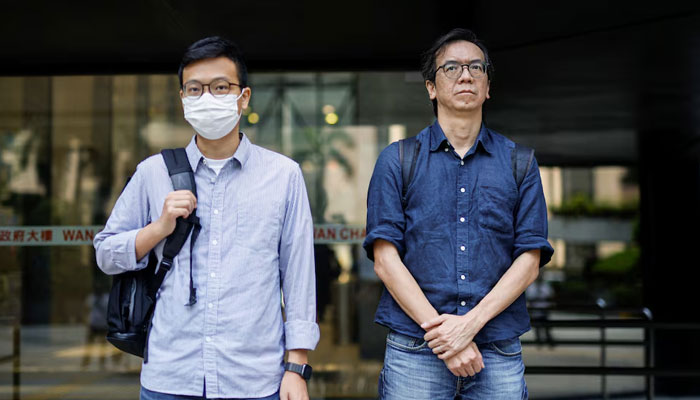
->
[422,312,482,360]
[280,371,309,400]
[443,342,484,377]
[154,190,197,236]
[135,190,197,260]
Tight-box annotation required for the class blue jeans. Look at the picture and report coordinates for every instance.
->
[140,386,279,400]
[379,331,528,400]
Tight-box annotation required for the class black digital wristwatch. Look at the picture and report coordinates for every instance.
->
[284,362,313,380]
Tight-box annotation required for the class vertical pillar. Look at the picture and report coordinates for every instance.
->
[639,25,700,395]
[20,77,52,324]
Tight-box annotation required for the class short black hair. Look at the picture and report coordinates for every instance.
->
[178,36,248,88]
[420,28,494,116]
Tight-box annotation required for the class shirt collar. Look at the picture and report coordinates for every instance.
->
[185,132,252,172]
[185,136,204,172]
[429,120,493,155]
[233,132,252,167]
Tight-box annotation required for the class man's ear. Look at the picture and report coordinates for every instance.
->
[426,80,436,100]
[241,87,251,110]
[486,81,491,100]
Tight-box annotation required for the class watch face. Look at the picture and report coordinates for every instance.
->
[285,362,313,380]
[302,364,313,379]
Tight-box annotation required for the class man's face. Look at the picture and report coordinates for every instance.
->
[180,56,250,111]
[426,40,490,115]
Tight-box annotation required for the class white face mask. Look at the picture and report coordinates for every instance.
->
[182,91,245,140]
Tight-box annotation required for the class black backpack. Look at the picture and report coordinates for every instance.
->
[105,148,201,361]
[398,136,534,208]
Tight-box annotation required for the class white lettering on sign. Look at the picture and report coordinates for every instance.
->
[0,224,367,246]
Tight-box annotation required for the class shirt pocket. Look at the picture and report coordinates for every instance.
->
[478,185,517,235]
[236,197,283,251]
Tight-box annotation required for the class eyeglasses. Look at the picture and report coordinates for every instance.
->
[436,61,488,80]
[183,79,243,98]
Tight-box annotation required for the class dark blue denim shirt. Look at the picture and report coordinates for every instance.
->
[363,121,554,344]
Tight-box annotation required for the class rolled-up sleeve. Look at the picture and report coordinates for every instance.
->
[512,157,554,267]
[93,165,151,275]
[279,165,320,350]
[363,142,406,261]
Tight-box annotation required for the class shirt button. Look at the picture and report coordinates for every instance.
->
[208,303,213,309]
[210,272,216,278]
[460,217,465,222]
[210,178,215,184]
[460,301,466,306]
[460,188,465,193]
[461,274,466,280]
[444,147,449,152]
[212,239,218,245]
[460,245,466,251]
[460,160,464,166]
[213,209,219,215]
[205,336,212,342]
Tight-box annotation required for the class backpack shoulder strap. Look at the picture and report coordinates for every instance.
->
[161,148,197,198]
[512,143,535,189]
[152,148,201,307]
[399,137,420,208]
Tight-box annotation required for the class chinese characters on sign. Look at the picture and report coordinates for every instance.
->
[0,226,101,246]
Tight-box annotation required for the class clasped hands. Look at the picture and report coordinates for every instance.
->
[421,313,484,377]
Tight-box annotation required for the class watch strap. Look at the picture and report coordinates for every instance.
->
[284,362,312,380]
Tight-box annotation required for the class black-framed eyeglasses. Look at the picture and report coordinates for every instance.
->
[436,61,489,80]
[183,79,244,98]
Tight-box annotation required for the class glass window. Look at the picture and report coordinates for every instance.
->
[0,72,642,398]
[0,73,432,399]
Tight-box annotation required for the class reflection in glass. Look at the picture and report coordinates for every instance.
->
[0,73,434,399]
[0,72,642,398]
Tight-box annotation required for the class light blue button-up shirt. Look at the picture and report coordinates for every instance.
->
[94,134,319,398]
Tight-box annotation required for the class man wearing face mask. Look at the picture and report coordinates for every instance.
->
[94,37,318,400]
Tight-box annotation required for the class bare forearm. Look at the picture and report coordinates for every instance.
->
[134,221,168,261]
[287,349,308,364]
[470,249,540,328]
[282,349,310,400]
[134,190,197,261]
[422,250,541,361]
[383,269,439,327]
[374,240,439,327]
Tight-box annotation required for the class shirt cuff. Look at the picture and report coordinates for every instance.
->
[108,228,150,272]
[284,320,320,351]
[363,231,405,261]
[513,235,554,267]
